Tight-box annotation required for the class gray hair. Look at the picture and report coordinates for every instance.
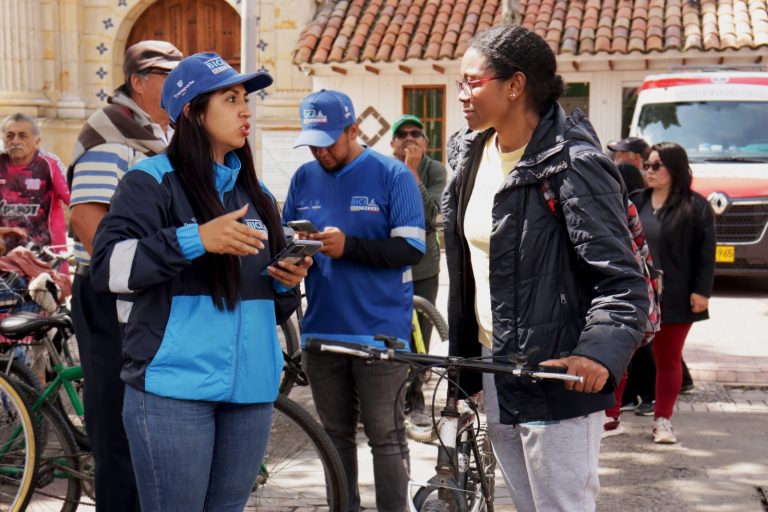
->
[1,113,40,137]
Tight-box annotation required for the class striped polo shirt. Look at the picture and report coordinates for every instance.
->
[69,143,145,265]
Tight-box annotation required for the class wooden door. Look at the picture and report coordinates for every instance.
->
[127,0,241,69]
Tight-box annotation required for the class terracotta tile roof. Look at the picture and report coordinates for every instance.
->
[293,0,768,65]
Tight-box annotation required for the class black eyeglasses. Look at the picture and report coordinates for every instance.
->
[643,161,665,171]
[395,129,423,140]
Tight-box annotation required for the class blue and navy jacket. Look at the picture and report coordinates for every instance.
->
[91,152,292,404]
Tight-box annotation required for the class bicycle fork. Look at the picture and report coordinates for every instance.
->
[409,366,479,512]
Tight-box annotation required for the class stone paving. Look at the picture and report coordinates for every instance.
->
[29,272,768,510]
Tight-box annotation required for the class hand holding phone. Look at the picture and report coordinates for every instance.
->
[287,220,319,234]
[260,239,322,275]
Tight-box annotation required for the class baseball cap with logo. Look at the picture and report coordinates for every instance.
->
[294,90,356,148]
[123,40,183,82]
[391,114,424,136]
[161,52,273,123]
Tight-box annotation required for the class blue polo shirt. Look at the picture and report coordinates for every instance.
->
[283,148,425,349]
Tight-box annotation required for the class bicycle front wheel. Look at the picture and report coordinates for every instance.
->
[246,394,347,511]
[0,373,39,511]
[13,380,83,512]
[413,295,448,343]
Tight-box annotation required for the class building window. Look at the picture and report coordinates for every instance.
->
[621,87,639,139]
[403,86,445,163]
[562,82,590,116]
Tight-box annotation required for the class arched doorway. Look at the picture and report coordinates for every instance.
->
[127,0,241,69]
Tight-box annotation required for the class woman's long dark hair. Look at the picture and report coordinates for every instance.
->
[166,91,285,311]
[469,25,565,115]
[652,142,694,239]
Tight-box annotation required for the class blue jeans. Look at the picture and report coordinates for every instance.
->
[122,385,273,512]
[303,349,410,512]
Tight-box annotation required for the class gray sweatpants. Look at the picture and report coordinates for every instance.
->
[483,369,603,512]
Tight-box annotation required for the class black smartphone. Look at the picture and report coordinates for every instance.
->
[260,239,323,275]
[287,219,319,234]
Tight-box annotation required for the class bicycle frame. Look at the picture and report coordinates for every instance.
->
[306,336,582,512]
[31,332,85,427]
[408,364,491,512]
[411,309,426,354]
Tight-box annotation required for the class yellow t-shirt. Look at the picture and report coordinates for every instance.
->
[463,135,526,348]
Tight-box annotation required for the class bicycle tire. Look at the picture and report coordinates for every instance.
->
[412,296,448,343]
[246,394,348,511]
[0,373,39,512]
[3,356,43,390]
[12,380,82,512]
[278,318,301,396]
[420,500,451,512]
[465,425,495,512]
[54,383,89,451]
[279,318,300,358]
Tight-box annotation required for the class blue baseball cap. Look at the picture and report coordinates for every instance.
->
[161,52,273,123]
[294,90,356,148]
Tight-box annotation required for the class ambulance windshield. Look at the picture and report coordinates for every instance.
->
[637,101,768,161]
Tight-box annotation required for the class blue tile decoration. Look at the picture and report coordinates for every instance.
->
[96,67,108,80]
[258,65,268,73]
[257,39,268,51]
[118,0,127,6]
[96,42,108,55]
[96,89,108,101]
[256,90,268,100]
[103,18,114,30]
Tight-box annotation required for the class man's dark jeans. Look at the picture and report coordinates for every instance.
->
[71,272,140,512]
[303,349,410,512]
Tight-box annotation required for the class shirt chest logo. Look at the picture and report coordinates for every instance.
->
[244,218,268,234]
[350,196,380,213]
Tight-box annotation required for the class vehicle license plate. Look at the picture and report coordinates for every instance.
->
[715,245,735,263]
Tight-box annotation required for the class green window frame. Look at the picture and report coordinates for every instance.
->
[403,85,446,163]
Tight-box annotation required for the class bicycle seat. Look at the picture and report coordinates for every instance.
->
[0,312,72,340]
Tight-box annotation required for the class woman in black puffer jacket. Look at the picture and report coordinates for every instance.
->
[443,25,649,512]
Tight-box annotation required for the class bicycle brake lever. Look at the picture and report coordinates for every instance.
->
[373,334,405,350]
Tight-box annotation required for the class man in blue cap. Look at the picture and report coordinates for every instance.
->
[283,89,426,512]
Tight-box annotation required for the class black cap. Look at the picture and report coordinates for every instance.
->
[607,137,649,156]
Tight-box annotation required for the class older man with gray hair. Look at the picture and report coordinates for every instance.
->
[1,112,70,255]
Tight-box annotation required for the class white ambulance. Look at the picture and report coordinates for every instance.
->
[630,69,768,277]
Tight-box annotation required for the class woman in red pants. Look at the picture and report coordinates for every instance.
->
[632,142,716,443]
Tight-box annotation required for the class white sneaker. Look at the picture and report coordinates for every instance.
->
[652,417,677,444]
[602,419,625,438]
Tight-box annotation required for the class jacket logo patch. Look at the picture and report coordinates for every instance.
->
[245,218,267,233]
[350,196,380,213]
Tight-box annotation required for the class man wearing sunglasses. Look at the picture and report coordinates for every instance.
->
[390,114,447,427]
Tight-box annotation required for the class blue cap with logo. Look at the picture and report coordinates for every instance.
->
[161,52,273,123]
[294,89,356,148]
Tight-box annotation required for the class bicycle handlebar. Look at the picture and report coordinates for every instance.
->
[40,244,74,262]
[305,337,584,384]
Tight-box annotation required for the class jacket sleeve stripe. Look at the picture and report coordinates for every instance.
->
[115,298,133,324]
[109,239,138,293]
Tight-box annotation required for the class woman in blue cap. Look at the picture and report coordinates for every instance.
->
[90,52,309,511]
